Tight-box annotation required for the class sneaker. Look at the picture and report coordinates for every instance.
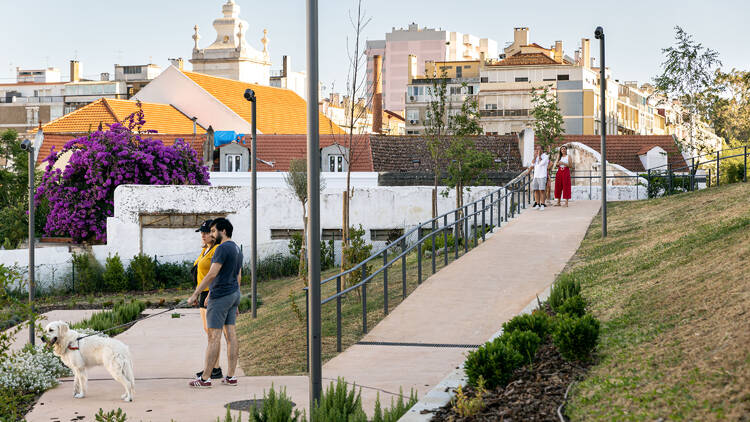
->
[195,367,224,379]
[221,376,238,386]
[533,203,539,209]
[539,205,545,211]
[188,377,212,388]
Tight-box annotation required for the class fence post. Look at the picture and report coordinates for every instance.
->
[589,170,592,200]
[481,198,486,242]
[504,189,508,222]
[708,168,711,188]
[400,238,406,299]
[336,276,341,352]
[454,211,459,260]
[489,193,493,232]
[464,205,469,254]
[431,222,436,275]
[716,151,720,186]
[362,265,368,334]
[668,163,673,195]
[71,260,75,294]
[383,249,388,315]
[473,202,478,247]
[744,146,748,183]
[417,241,422,284]
[443,215,449,266]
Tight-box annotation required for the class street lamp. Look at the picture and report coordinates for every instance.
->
[20,138,36,345]
[243,88,258,318]
[595,26,607,238]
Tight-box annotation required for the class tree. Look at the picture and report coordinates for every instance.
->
[704,69,750,146]
[35,108,209,243]
[654,26,723,154]
[283,158,326,281]
[530,85,565,152]
[424,70,451,219]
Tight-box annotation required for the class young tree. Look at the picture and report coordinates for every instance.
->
[704,69,750,146]
[424,70,451,219]
[283,158,326,280]
[530,85,565,152]
[654,26,722,155]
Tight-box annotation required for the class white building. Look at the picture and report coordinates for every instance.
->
[189,0,272,85]
[366,23,497,114]
[269,56,309,101]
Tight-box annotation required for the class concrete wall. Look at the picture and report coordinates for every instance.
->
[571,185,647,201]
[208,172,380,190]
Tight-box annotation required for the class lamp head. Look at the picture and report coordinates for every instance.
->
[20,139,33,152]
[244,88,256,102]
[594,26,604,40]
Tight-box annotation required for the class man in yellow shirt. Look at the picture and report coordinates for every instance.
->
[193,220,221,380]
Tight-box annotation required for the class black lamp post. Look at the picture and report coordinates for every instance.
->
[20,138,35,345]
[243,88,258,318]
[595,26,607,238]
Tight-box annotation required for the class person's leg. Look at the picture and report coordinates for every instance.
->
[223,324,239,377]
[554,174,562,206]
[200,303,221,372]
[202,328,222,380]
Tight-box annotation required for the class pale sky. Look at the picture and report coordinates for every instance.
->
[1,0,747,94]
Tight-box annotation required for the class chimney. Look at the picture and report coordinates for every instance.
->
[70,60,80,82]
[407,54,417,82]
[169,58,185,70]
[100,72,110,81]
[574,49,581,66]
[282,55,290,78]
[372,54,383,133]
[581,38,591,69]
[514,27,529,47]
[554,41,563,63]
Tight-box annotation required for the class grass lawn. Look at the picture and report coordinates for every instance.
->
[561,182,750,421]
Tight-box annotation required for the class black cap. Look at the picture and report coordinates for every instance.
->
[196,219,214,233]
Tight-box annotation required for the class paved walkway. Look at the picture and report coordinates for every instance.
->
[23,200,599,421]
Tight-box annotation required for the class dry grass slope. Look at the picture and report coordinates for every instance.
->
[564,182,750,421]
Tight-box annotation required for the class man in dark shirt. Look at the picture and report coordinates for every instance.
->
[188,217,243,387]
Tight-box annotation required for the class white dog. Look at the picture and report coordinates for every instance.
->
[43,321,135,402]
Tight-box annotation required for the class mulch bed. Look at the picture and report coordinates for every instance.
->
[430,340,592,422]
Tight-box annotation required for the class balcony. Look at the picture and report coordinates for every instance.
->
[0,95,65,104]
[480,109,530,117]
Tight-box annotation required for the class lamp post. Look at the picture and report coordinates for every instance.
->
[306,0,323,411]
[243,88,258,318]
[20,138,35,345]
[595,26,607,238]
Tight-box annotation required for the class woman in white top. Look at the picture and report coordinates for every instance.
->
[552,145,572,207]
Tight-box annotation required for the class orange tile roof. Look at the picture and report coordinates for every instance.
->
[42,98,206,134]
[490,53,564,67]
[182,70,344,135]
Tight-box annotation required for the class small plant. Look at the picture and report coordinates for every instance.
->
[248,384,303,422]
[94,408,128,422]
[310,378,367,422]
[252,253,300,282]
[343,225,373,288]
[238,294,261,313]
[464,338,523,390]
[501,310,551,340]
[549,274,582,311]
[557,294,587,317]
[0,344,71,393]
[288,289,305,324]
[73,300,146,336]
[553,314,600,361]
[127,254,157,291]
[102,254,128,292]
[371,388,419,422]
[451,376,487,418]
[72,252,103,294]
[502,330,541,365]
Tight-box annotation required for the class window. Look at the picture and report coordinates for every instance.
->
[226,154,242,172]
[322,228,342,240]
[449,86,462,95]
[270,229,303,240]
[123,66,142,75]
[406,130,420,135]
[485,103,497,110]
[514,77,529,82]
[557,74,570,81]
[480,76,488,83]
[370,228,403,241]
[406,109,419,121]
[455,66,462,78]
[463,65,472,69]
[329,154,344,172]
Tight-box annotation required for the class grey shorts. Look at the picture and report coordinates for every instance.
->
[532,177,547,191]
[206,290,241,329]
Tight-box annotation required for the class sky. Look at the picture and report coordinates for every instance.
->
[1,0,748,95]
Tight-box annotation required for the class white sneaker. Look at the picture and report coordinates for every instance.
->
[539,205,545,211]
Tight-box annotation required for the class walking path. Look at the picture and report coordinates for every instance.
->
[23,200,599,421]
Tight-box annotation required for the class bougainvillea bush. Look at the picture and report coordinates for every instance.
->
[35,109,209,242]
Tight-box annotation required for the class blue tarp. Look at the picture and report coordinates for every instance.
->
[214,131,248,147]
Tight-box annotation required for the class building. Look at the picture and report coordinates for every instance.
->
[404,58,481,134]
[366,23,497,114]
[321,93,405,135]
[269,56,309,101]
[114,63,163,98]
[189,0,272,85]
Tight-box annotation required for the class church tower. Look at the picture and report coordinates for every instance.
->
[190,0,272,85]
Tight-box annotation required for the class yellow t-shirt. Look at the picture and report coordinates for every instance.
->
[194,245,217,292]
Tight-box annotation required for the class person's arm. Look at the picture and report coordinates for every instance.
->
[237,268,242,288]
[189,262,223,305]
[540,154,549,168]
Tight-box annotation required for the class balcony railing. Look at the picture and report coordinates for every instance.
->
[479,109,530,117]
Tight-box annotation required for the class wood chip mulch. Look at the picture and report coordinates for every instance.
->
[430,340,592,422]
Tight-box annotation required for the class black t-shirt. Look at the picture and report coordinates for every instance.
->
[210,240,242,299]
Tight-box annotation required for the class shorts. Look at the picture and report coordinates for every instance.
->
[531,177,547,191]
[206,290,241,329]
[198,291,209,309]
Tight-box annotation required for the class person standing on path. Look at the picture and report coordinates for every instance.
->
[192,219,222,380]
[529,145,550,210]
[187,217,243,388]
[553,145,573,207]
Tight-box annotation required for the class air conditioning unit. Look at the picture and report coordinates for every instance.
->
[409,96,416,102]
[409,119,418,125]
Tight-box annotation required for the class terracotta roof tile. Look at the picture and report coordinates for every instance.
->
[555,135,687,172]
[182,71,344,135]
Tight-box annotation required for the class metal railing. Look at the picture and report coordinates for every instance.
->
[645,145,748,195]
[303,169,532,365]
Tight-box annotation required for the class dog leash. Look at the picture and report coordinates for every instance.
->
[72,300,191,346]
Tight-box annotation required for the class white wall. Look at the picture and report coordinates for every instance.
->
[571,185,647,201]
[208,172,380,190]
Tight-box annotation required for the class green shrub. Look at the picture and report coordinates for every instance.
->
[246,254,300,283]
[94,408,127,422]
[238,293,262,313]
[127,254,157,291]
[422,232,463,253]
[372,389,419,422]
[343,225,373,285]
[289,234,336,272]
[549,275,581,311]
[310,378,367,422]
[72,252,103,294]
[553,314,600,361]
[247,384,304,422]
[464,338,523,390]
[155,260,192,289]
[503,330,541,365]
[720,159,746,184]
[102,254,128,292]
[557,294,587,317]
[501,310,551,340]
[73,300,146,336]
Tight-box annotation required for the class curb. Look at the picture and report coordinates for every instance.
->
[398,282,554,421]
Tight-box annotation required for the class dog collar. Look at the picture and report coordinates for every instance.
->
[68,345,79,350]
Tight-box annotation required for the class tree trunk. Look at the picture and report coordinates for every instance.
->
[342,190,349,286]
[299,209,308,284]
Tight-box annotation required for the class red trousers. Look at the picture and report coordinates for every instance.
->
[555,167,571,200]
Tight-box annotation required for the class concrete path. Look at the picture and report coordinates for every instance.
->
[322,200,601,413]
[23,200,599,421]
